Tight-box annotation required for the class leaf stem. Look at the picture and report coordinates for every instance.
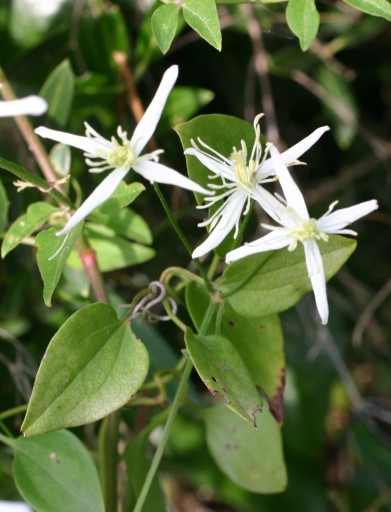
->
[132,299,217,512]
[132,358,193,512]
[0,404,27,421]
[153,182,214,293]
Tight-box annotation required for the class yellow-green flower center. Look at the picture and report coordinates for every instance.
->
[288,218,328,250]
[107,144,134,169]
[231,145,256,187]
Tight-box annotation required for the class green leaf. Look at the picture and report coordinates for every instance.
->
[175,114,255,257]
[90,207,152,245]
[151,4,180,54]
[0,178,9,232]
[186,282,285,424]
[21,303,149,436]
[50,144,72,178]
[220,235,357,317]
[0,156,72,207]
[286,0,320,51]
[183,0,222,51]
[342,0,391,21]
[79,6,130,74]
[315,64,358,148]
[185,328,263,426]
[40,60,75,127]
[36,224,83,307]
[95,181,145,214]
[203,403,287,493]
[66,223,155,272]
[2,202,58,258]
[13,430,104,512]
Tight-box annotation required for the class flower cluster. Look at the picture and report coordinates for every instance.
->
[187,123,378,325]
[33,65,378,325]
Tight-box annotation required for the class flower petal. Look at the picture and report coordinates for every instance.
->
[226,230,290,263]
[132,159,212,195]
[260,126,330,175]
[270,146,309,219]
[35,126,103,155]
[318,199,378,233]
[303,239,328,325]
[185,147,230,180]
[192,194,246,259]
[130,65,178,156]
[56,167,128,236]
[0,96,47,117]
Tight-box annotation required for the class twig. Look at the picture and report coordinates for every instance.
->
[240,4,280,145]
[352,278,391,347]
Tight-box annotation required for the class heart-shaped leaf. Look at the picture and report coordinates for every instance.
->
[21,303,149,435]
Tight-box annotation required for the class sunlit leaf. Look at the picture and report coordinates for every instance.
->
[21,303,149,435]
[151,4,180,54]
[2,202,58,258]
[183,0,222,51]
[286,0,320,51]
[342,0,391,21]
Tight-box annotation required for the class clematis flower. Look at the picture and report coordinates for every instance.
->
[185,115,330,259]
[226,145,378,325]
[35,65,210,237]
[0,95,47,117]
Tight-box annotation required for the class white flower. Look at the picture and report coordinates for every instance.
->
[35,65,210,236]
[226,145,378,325]
[185,115,330,259]
[0,95,47,117]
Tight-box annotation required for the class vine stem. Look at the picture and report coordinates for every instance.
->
[153,182,214,293]
[132,358,193,512]
[133,300,217,512]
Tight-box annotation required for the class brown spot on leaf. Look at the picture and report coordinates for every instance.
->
[227,319,236,328]
[268,367,286,425]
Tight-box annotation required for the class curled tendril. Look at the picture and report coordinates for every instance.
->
[125,281,177,323]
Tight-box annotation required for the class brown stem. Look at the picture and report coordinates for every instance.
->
[78,244,109,303]
[240,4,280,145]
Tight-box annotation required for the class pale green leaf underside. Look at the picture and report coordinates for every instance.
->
[286,0,320,51]
[2,202,58,258]
[204,403,287,493]
[13,430,104,512]
[21,303,149,435]
[342,0,391,21]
